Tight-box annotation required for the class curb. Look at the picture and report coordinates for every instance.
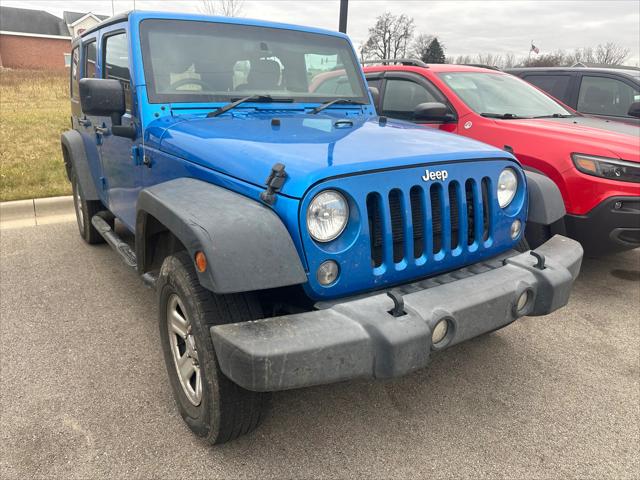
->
[0,196,75,229]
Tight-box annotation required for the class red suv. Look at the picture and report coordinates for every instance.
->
[359,61,639,255]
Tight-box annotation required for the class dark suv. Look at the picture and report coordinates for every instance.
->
[508,66,640,125]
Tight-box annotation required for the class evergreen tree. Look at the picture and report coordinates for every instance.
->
[421,38,446,64]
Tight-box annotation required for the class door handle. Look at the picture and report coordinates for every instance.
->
[78,117,91,127]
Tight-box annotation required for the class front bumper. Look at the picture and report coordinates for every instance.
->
[565,196,640,255]
[211,235,583,392]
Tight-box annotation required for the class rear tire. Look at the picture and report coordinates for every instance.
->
[157,252,269,444]
[71,173,104,244]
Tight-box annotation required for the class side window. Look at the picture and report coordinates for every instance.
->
[103,32,132,111]
[83,41,96,78]
[577,76,639,117]
[70,47,79,99]
[523,75,571,101]
[381,79,438,121]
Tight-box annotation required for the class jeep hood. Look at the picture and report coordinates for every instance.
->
[156,114,509,198]
[491,116,640,161]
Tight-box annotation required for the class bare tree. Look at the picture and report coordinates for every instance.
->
[453,54,473,65]
[522,50,567,67]
[503,53,517,69]
[361,12,415,60]
[220,0,244,16]
[594,42,629,65]
[200,0,217,15]
[568,46,595,65]
[200,0,244,17]
[410,33,434,60]
[475,53,503,68]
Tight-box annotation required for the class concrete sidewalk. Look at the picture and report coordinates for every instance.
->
[0,196,75,229]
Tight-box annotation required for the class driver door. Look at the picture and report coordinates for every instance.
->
[97,27,141,230]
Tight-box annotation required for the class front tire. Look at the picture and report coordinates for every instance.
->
[157,252,269,444]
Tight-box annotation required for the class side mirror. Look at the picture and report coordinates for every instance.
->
[627,102,640,118]
[368,86,380,107]
[79,78,125,122]
[413,102,451,122]
[79,78,135,139]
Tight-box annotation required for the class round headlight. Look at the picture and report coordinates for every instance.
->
[497,168,518,208]
[307,190,349,242]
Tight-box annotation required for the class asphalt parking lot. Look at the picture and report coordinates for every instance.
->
[1,220,638,479]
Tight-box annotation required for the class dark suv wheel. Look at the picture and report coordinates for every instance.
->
[157,252,269,444]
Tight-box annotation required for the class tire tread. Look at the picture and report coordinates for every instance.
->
[164,252,268,445]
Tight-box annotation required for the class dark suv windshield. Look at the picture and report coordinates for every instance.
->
[140,19,367,104]
[439,72,573,118]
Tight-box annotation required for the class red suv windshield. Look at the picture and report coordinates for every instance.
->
[439,72,573,118]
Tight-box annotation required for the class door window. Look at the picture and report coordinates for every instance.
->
[577,76,639,117]
[70,47,79,99]
[83,40,96,78]
[522,75,571,101]
[381,79,439,121]
[103,32,132,111]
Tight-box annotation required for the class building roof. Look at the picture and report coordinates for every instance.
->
[0,6,68,36]
[62,11,108,26]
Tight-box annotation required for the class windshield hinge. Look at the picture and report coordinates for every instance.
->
[260,163,287,205]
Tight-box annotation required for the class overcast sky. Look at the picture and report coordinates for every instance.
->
[3,0,639,65]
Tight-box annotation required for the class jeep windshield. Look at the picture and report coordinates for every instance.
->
[438,72,574,119]
[140,19,368,105]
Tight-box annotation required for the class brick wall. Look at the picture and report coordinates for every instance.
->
[0,34,70,71]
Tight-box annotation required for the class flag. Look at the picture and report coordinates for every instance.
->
[530,44,540,54]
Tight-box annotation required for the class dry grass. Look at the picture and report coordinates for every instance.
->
[0,69,71,201]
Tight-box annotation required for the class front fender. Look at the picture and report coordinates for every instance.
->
[525,170,566,225]
[60,130,99,201]
[136,178,307,294]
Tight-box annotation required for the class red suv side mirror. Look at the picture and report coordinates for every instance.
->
[413,102,451,122]
[627,102,640,118]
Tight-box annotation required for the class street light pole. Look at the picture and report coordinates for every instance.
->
[339,0,348,33]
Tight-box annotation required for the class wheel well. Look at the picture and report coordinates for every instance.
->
[142,214,187,274]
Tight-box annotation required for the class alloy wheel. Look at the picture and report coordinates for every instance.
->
[167,294,202,406]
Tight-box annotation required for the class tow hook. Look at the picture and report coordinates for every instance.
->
[530,251,546,270]
[387,290,406,317]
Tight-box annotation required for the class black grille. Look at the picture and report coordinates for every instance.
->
[366,178,491,268]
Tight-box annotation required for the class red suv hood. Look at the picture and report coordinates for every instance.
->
[495,116,640,161]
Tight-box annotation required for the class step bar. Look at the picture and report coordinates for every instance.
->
[91,213,157,288]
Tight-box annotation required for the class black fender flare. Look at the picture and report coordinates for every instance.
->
[136,178,307,294]
[60,129,99,201]
[524,170,566,225]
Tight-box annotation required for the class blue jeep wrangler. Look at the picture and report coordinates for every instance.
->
[62,11,583,444]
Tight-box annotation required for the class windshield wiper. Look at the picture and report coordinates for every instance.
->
[310,98,366,114]
[531,113,575,119]
[207,95,293,118]
[480,112,528,119]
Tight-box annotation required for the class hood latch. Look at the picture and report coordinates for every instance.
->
[260,163,287,205]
